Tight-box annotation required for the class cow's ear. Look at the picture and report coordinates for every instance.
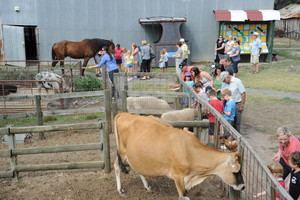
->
[227,153,241,173]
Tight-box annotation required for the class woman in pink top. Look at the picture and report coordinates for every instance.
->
[131,43,139,72]
[272,127,300,179]
[114,44,123,72]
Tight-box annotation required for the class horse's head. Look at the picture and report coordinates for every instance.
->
[108,40,115,54]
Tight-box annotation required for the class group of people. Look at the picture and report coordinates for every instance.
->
[176,62,246,144]
[215,32,262,76]
[253,127,300,200]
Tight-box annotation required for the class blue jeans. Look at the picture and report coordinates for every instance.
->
[109,69,119,97]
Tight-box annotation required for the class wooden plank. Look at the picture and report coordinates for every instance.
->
[0,170,14,178]
[15,161,105,172]
[127,91,189,98]
[12,143,102,155]
[0,91,104,102]
[0,112,36,119]
[0,127,8,136]
[9,122,102,134]
[166,121,209,128]
[0,149,10,157]
[43,107,105,116]
[0,107,105,119]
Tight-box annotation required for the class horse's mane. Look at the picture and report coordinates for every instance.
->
[88,38,115,60]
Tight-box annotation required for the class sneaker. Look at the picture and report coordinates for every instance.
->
[220,145,227,150]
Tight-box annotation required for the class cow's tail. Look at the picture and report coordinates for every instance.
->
[117,151,128,174]
[51,43,57,60]
[114,114,128,174]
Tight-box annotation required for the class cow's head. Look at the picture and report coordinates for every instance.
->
[217,152,245,191]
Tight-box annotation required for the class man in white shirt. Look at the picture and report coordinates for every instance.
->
[251,32,262,74]
[180,38,189,64]
[220,71,246,133]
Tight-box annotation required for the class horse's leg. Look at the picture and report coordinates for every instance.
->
[81,57,90,76]
[60,59,65,75]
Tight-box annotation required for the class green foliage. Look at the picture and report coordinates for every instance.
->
[43,116,58,122]
[73,75,102,92]
[0,68,37,80]
[84,114,100,120]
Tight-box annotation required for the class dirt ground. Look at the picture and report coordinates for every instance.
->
[0,130,227,200]
[1,88,300,200]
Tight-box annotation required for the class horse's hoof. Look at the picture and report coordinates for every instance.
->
[118,188,126,198]
[146,186,151,192]
[178,196,190,200]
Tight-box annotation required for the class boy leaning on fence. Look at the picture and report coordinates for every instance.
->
[221,89,236,142]
[207,90,223,146]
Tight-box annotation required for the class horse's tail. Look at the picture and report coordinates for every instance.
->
[51,43,57,60]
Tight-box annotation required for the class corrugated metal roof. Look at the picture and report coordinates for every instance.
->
[279,4,300,19]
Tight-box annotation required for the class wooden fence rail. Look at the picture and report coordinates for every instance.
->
[0,121,110,179]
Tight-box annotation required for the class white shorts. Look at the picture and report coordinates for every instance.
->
[251,54,260,64]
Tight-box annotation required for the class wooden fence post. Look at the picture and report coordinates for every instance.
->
[35,95,45,140]
[121,90,128,112]
[213,120,220,148]
[99,121,111,173]
[7,126,18,180]
[104,89,112,134]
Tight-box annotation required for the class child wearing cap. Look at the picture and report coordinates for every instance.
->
[183,72,194,105]
[221,89,236,141]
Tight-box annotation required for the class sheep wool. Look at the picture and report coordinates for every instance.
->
[161,108,198,122]
[127,96,171,110]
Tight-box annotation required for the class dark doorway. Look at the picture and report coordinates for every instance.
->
[24,26,38,64]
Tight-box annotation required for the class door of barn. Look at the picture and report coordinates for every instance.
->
[2,25,39,67]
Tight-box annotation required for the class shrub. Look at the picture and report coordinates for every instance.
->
[73,75,102,92]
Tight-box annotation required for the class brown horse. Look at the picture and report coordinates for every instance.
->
[51,38,115,75]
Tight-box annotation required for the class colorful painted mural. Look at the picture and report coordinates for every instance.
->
[221,24,269,54]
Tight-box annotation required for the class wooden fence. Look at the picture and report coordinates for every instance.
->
[0,121,110,179]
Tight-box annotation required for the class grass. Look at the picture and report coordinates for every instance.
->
[245,93,300,106]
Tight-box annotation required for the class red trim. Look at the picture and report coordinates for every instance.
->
[214,10,231,21]
[244,10,263,21]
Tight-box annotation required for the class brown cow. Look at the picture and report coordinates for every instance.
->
[114,112,245,200]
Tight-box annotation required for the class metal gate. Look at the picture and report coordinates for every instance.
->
[2,25,26,66]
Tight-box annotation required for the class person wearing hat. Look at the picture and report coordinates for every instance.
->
[220,71,246,133]
[251,32,262,74]
[169,63,194,90]
[173,41,183,75]
[180,38,189,64]
[179,62,194,81]
[219,55,234,76]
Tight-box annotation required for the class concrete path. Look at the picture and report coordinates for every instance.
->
[246,88,300,100]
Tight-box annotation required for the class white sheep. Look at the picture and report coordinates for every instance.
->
[127,96,171,110]
[161,108,199,122]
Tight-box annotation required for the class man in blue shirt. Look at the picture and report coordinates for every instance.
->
[250,32,262,74]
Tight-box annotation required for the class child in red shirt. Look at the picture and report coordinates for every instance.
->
[207,90,224,145]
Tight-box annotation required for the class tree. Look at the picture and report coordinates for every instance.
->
[274,0,300,10]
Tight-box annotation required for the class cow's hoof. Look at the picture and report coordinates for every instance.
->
[146,186,151,192]
[178,196,190,200]
[118,188,126,197]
